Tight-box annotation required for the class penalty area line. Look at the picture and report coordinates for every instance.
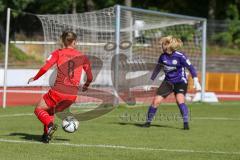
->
[0,138,239,155]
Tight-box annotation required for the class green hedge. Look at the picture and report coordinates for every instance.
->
[0,43,39,62]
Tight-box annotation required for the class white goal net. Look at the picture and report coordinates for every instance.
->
[2,5,206,108]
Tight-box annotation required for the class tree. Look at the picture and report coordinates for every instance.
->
[124,0,132,7]
[208,0,216,35]
[84,0,95,11]
[208,0,216,19]
[72,0,77,14]
[0,0,35,43]
[211,3,240,48]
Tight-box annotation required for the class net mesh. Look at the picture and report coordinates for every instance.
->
[37,6,204,105]
[2,6,205,107]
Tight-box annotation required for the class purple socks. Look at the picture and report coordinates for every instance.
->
[146,104,188,123]
[147,106,157,123]
[178,103,189,123]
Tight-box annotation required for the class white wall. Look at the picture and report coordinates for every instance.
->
[0,69,53,86]
[0,69,113,87]
[0,69,151,87]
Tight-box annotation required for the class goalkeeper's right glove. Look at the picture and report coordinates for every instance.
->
[143,79,155,91]
[193,77,201,91]
[143,85,152,91]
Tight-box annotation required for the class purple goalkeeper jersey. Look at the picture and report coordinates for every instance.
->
[151,51,197,84]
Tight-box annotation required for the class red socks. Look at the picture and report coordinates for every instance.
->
[34,108,53,127]
[48,108,55,122]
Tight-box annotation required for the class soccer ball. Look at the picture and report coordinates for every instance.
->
[62,116,79,133]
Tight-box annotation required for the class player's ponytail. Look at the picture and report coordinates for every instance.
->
[61,31,77,48]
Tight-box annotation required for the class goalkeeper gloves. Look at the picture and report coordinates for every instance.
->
[193,77,201,91]
[143,79,155,91]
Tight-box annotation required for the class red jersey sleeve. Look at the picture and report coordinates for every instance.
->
[33,50,59,80]
[83,56,93,86]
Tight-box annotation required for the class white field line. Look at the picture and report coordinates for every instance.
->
[0,139,240,155]
[0,90,240,98]
[0,90,46,94]
[187,93,240,98]
[1,113,240,121]
[0,113,33,118]
[110,115,240,121]
[192,117,240,121]
[0,138,239,155]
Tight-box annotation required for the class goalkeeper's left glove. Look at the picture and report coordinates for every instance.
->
[193,77,201,91]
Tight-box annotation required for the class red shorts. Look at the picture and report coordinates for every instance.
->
[43,89,77,108]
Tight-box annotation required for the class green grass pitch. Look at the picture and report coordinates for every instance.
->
[0,102,240,160]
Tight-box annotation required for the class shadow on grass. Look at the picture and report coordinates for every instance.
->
[6,133,70,142]
[117,122,183,130]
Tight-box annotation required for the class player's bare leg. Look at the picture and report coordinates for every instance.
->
[175,93,189,130]
[34,98,58,143]
[142,95,164,127]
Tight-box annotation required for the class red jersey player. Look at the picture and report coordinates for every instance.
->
[28,31,93,143]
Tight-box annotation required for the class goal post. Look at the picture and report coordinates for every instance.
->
[201,20,207,101]
[114,5,121,105]
[2,5,207,108]
[2,8,11,108]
